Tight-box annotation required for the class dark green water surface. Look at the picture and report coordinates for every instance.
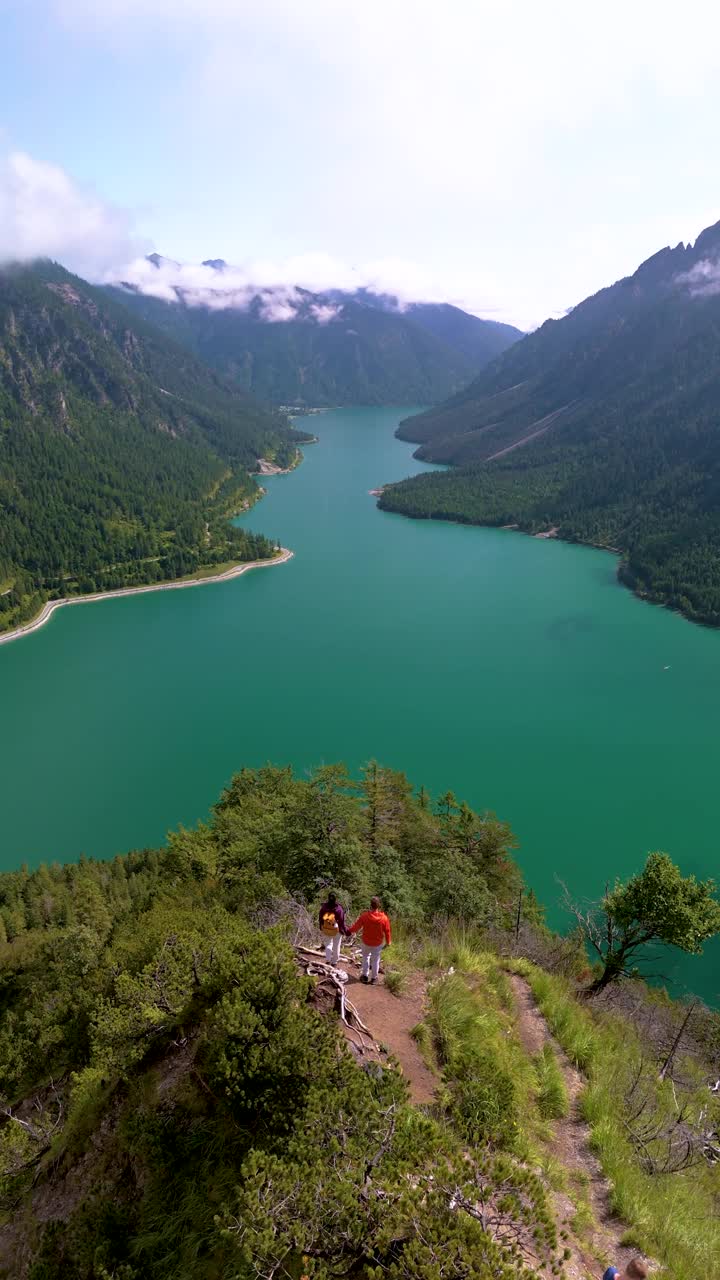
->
[1,407,718,1001]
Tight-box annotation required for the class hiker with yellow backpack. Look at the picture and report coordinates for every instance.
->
[318,891,348,966]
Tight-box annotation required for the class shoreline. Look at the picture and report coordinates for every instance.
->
[378,496,712,627]
[378,496,621,561]
[0,548,294,648]
[251,445,312,477]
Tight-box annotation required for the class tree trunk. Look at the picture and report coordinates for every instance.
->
[584,950,625,995]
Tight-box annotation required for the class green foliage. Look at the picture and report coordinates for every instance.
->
[203,933,324,1124]
[0,762,542,1280]
[9,763,716,1279]
[210,761,520,923]
[0,261,307,631]
[534,1044,569,1120]
[606,852,720,954]
[227,1138,558,1280]
[586,852,720,990]
[426,970,530,1154]
[383,968,406,996]
[450,1049,519,1148]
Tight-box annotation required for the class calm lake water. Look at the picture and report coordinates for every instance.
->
[1,406,718,1002]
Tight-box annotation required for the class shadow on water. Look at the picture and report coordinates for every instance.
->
[547,613,599,640]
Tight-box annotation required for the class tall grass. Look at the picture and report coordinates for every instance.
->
[534,1044,569,1120]
[423,950,544,1158]
[383,968,405,996]
[428,972,526,1152]
[507,957,720,1280]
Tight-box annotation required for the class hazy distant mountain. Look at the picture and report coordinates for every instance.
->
[326,288,522,367]
[0,260,305,634]
[380,218,720,625]
[107,262,522,407]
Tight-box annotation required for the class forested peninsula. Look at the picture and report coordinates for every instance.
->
[0,262,310,636]
[380,218,720,627]
[0,548,293,647]
[1,761,718,1279]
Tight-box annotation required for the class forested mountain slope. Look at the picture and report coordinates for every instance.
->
[108,269,521,406]
[329,288,522,367]
[0,261,307,634]
[380,219,720,624]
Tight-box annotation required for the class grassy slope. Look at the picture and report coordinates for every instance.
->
[510,957,720,1279]
[391,928,719,1280]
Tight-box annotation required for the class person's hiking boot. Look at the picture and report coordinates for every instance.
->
[360,975,369,984]
[370,978,377,985]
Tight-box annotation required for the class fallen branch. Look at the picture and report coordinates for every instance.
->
[295,949,377,1049]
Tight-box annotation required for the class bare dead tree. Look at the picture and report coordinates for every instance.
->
[0,1081,65,1178]
[623,1058,705,1174]
[659,1000,698,1081]
[251,896,316,947]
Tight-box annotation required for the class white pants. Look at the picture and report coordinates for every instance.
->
[322,931,342,965]
[361,942,383,981]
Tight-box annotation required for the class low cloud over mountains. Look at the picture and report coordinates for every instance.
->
[0,147,507,322]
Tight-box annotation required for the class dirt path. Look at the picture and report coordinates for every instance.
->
[340,953,437,1105]
[509,974,637,1279]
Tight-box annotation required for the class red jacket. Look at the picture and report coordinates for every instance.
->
[349,909,391,947]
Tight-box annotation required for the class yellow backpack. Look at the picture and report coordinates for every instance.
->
[321,910,339,936]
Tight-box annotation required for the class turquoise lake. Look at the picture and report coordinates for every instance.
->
[1,406,718,1002]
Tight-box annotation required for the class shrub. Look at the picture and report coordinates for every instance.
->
[451,1050,520,1148]
[384,968,405,997]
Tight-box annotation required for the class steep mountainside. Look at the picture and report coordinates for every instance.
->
[0,261,307,633]
[381,219,720,625]
[329,288,522,366]
[108,270,520,406]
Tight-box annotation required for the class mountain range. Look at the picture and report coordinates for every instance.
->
[0,260,307,634]
[7,221,720,629]
[107,259,522,407]
[380,218,720,625]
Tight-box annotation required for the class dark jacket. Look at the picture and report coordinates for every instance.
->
[318,901,347,935]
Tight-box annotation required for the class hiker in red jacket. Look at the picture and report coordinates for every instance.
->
[348,897,391,984]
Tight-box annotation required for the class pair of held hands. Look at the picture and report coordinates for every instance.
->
[341,935,390,947]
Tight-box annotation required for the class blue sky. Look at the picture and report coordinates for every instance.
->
[2,0,720,327]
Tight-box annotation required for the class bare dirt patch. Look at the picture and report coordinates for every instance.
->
[336,952,437,1105]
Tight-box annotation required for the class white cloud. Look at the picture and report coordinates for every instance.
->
[675,258,720,297]
[0,150,143,276]
[109,252,504,321]
[308,303,340,324]
[0,142,507,321]
[47,0,720,328]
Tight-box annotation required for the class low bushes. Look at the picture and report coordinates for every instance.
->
[424,960,536,1157]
